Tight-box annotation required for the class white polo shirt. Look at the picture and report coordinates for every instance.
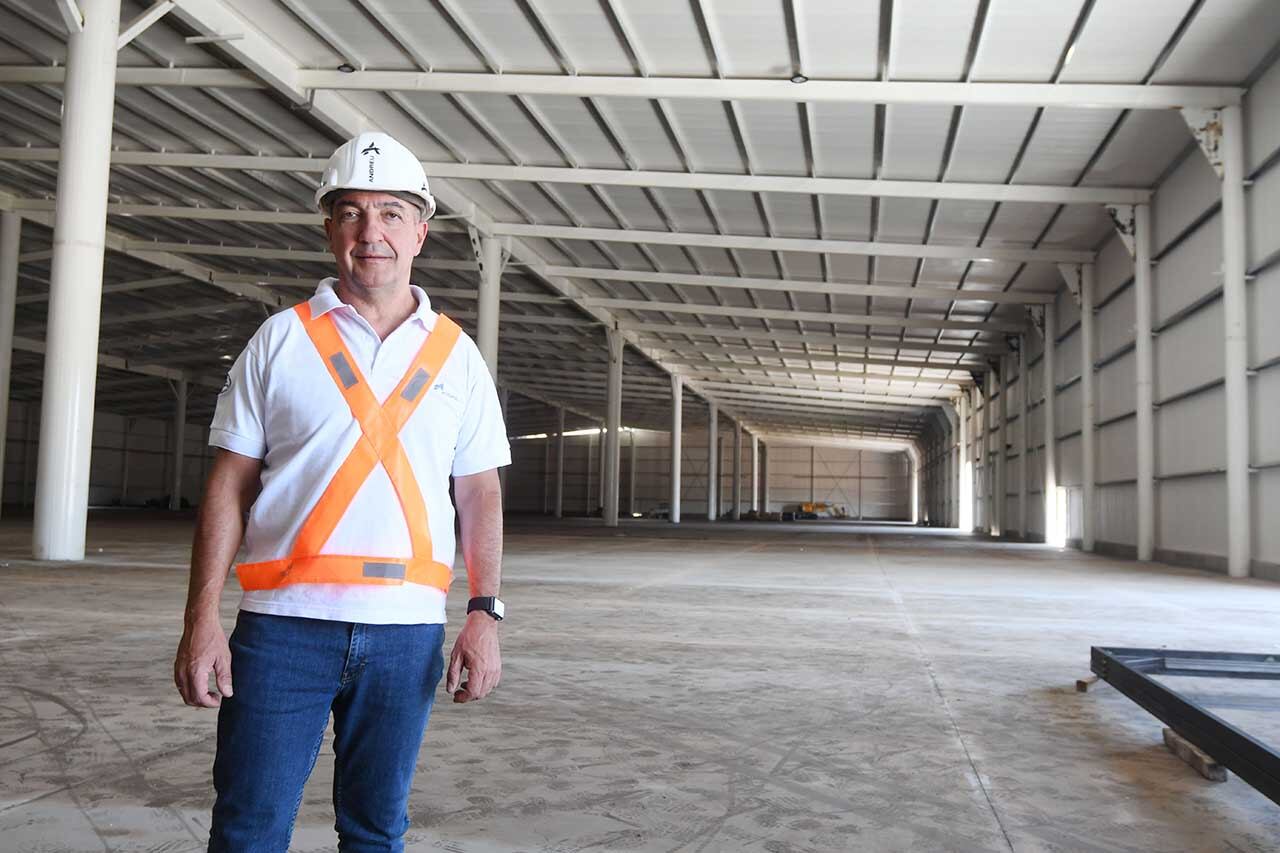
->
[209,278,510,625]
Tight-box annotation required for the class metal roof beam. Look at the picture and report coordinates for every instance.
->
[0,148,1149,205]
[291,71,1243,110]
[625,323,1004,354]
[499,224,1093,264]
[0,66,1236,109]
[581,297,1022,333]
[536,264,1056,304]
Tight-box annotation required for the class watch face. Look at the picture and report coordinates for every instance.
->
[492,599,505,619]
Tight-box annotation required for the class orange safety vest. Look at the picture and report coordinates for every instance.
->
[236,302,462,593]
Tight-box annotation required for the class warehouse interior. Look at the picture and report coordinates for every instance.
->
[1,0,1279,850]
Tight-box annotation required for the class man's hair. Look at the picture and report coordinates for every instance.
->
[321,189,427,222]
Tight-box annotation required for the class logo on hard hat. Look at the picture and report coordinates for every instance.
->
[361,143,381,155]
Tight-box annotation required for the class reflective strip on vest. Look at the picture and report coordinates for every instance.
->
[236,302,462,593]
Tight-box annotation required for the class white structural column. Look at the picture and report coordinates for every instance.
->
[750,434,759,512]
[985,370,997,534]
[1018,337,1029,537]
[476,234,503,379]
[554,406,565,519]
[0,212,19,512]
[1043,301,1058,544]
[958,391,973,532]
[996,357,1007,538]
[1134,204,1155,561]
[1081,264,1097,551]
[670,375,682,524]
[32,0,122,561]
[603,328,624,527]
[168,378,187,511]
[628,429,637,518]
[1221,105,1251,578]
[706,402,718,521]
[731,420,742,520]
[973,386,984,530]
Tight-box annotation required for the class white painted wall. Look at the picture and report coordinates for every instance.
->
[922,55,1280,580]
[505,428,912,520]
[2,400,211,509]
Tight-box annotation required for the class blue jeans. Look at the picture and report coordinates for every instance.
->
[208,611,446,852]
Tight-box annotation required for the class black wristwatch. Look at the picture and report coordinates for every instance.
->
[467,596,505,621]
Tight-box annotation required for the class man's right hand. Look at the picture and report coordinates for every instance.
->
[175,617,234,708]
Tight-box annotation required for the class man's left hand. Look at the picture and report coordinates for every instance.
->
[446,611,501,703]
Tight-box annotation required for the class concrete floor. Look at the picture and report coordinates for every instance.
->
[1,512,1278,852]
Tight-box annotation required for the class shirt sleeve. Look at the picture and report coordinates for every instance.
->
[209,339,268,459]
[451,343,511,477]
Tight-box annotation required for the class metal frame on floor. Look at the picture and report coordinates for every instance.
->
[1091,646,1280,806]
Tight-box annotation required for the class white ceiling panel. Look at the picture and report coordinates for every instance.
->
[447,94,567,166]
[808,104,876,178]
[762,194,818,238]
[542,184,616,228]
[729,249,782,277]
[984,202,1058,247]
[874,257,922,283]
[685,246,739,274]
[704,190,766,236]
[507,96,619,167]
[1152,0,1280,84]
[701,0,792,77]
[595,241,651,269]
[496,182,574,224]
[888,0,982,80]
[1038,204,1112,250]
[649,188,716,233]
[431,0,562,73]
[592,98,684,171]
[664,101,745,173]
[827,255,872,281]
[392,92,511,164]
[223,0,345,68]
[609,0,715,76]
[779,251,823,280]
[817,197,873,240]
[432,178,522,221]
[645,244,699,272]
[596,186,667,230]
[969,0,1084,82]
[735,102,807,174]
[795,0,881,78]
[945,106,1039,182]
[931,201,996,245]
[525,0,635,74]
[881,105,954,180]
[1012,108,1124,185]
[876,198,933,241]
[1057,0,1194,83]
[346,92,471,162]
[1080,110,1191,188]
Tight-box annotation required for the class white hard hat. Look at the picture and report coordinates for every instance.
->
[314,131,437,219]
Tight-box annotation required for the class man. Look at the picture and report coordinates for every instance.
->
[174,131,510,852]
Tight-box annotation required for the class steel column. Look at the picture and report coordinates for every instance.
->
[996,356,1008,538]
[732,420,742,520]
[628,429,637,518]
[1135,204,1155,561]
[1018,337,1029,537]
[750,433,759,512]
[707,402,718,521]
[670,375,682,524]
[1081,264,1097,551]
[32,0,121,561]
[986,369,997,534]
[761,442,770,512]
[0,212,19,513]
[603,328,623,527]
[1221,105,1251,578]
[477,234,502,379]
[1043,301,1058,545]
[958,392,972,532]
[554,406,564,519]
[168,378,187,511]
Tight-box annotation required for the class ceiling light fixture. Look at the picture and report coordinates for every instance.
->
[337,62,355,73]
[790,74,808,84]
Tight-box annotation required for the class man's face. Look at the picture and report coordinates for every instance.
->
[324,191,428,293]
